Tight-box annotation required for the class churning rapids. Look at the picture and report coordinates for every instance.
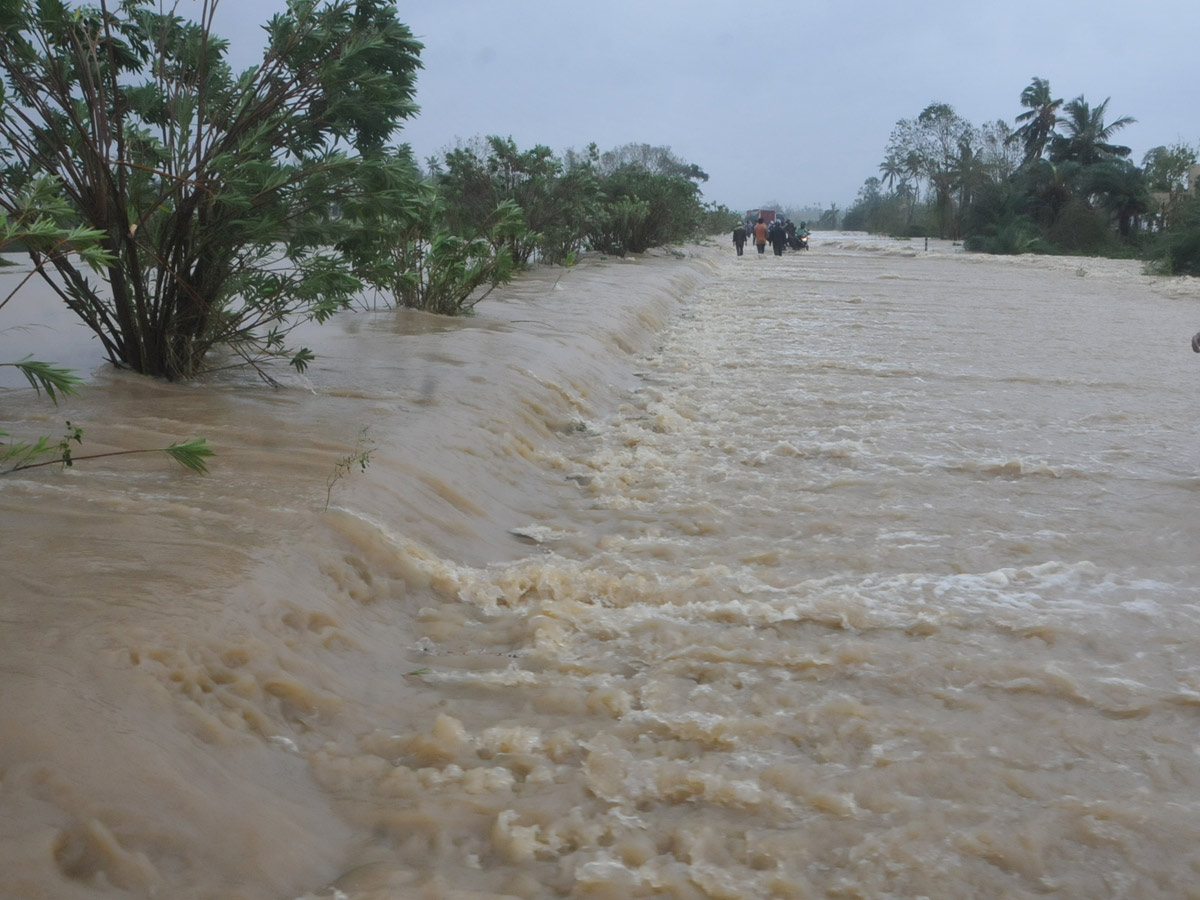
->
[2,235,1200,900]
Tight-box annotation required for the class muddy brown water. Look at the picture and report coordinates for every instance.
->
[2,236,1200,899]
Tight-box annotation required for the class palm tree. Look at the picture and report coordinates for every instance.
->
[953,137,988,220]
[817,203,839,229]
[1010,77,1063,166]
[1049,96,1136,166]
[904,150,922,205]
[878,153,905,193]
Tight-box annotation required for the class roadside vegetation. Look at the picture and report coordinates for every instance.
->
[0,0,729,484]
[0,0,730,389]
[842,77,1200,274]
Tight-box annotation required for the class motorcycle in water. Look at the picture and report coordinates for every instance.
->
[787,232,809,251]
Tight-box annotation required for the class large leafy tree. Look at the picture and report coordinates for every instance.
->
[589,163,705,255]
[1143,142,1198,230]
[0,0,423,381]
[537,143,602,264]
[1048,96,1136,166]
[887,103,976,238]
[977,119,1022,183]
[435,136,562,267]
[597,143,710,185]
[1009,77,1063,166]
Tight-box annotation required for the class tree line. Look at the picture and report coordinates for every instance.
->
[0,0,730,384]
[842,77,1199,274]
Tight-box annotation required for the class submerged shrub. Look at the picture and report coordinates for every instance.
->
[342,186,520,315]
[0,0,423,380]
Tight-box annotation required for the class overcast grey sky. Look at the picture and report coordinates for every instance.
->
[212,0,1199,212]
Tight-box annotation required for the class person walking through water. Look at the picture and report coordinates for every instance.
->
[732,222,747,256]
[769,218,787,256]
[752,217,768,254]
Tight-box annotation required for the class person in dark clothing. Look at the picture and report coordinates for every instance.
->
[732,222,747,256]
[768,219,787,256]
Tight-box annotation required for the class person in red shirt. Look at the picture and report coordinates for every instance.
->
[752,218,768,254]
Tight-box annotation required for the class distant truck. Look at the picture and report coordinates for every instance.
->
[746,208,776,225]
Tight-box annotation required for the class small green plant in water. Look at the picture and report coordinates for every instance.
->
[326,428,375,510]
[1,423,213,475]
[2,425,214,474]
[1,360,214,475]
[56,421,83,466]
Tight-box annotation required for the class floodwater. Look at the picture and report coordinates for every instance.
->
[2,236,1200,899]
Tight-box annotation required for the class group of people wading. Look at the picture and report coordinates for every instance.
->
[732,216,809,256]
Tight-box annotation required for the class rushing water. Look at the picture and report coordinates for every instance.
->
[2,236,1200,899]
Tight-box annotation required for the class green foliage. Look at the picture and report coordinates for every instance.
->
[865,104,1021,241]
[1010,77,1063,166]
[428,138,712,263]
[0,357,214,474]
[1143,143,1198,231]
[1,196,212,475]
[852,83,1192,264]
[0,0,423,381]
[0,420,80,473]
[0,422,212,475]
[1012,160,1079,231]
[698,202,741,236]
[0,357,82,403]
[1082,159,1151,239]
[843,177,931,236]
[325,428,374,510]
[537,150,604,264]
[162,438,215,474]
[597,143,710,184]
[962,182,1043,255]
[815,205,840,230]
[587,195,651,257]
[343,182,519,315]
[973,220,1043,255]
[884,103,976,239]
[1146,196,1200,275]
[435,136,563,266]
[1044,198,1116,254]
[0,175,116,316]
[587,163,703,255]
[1048,96,1135,166]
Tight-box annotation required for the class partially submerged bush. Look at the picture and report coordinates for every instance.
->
[342,186,520,315]
[0,0,423,380]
